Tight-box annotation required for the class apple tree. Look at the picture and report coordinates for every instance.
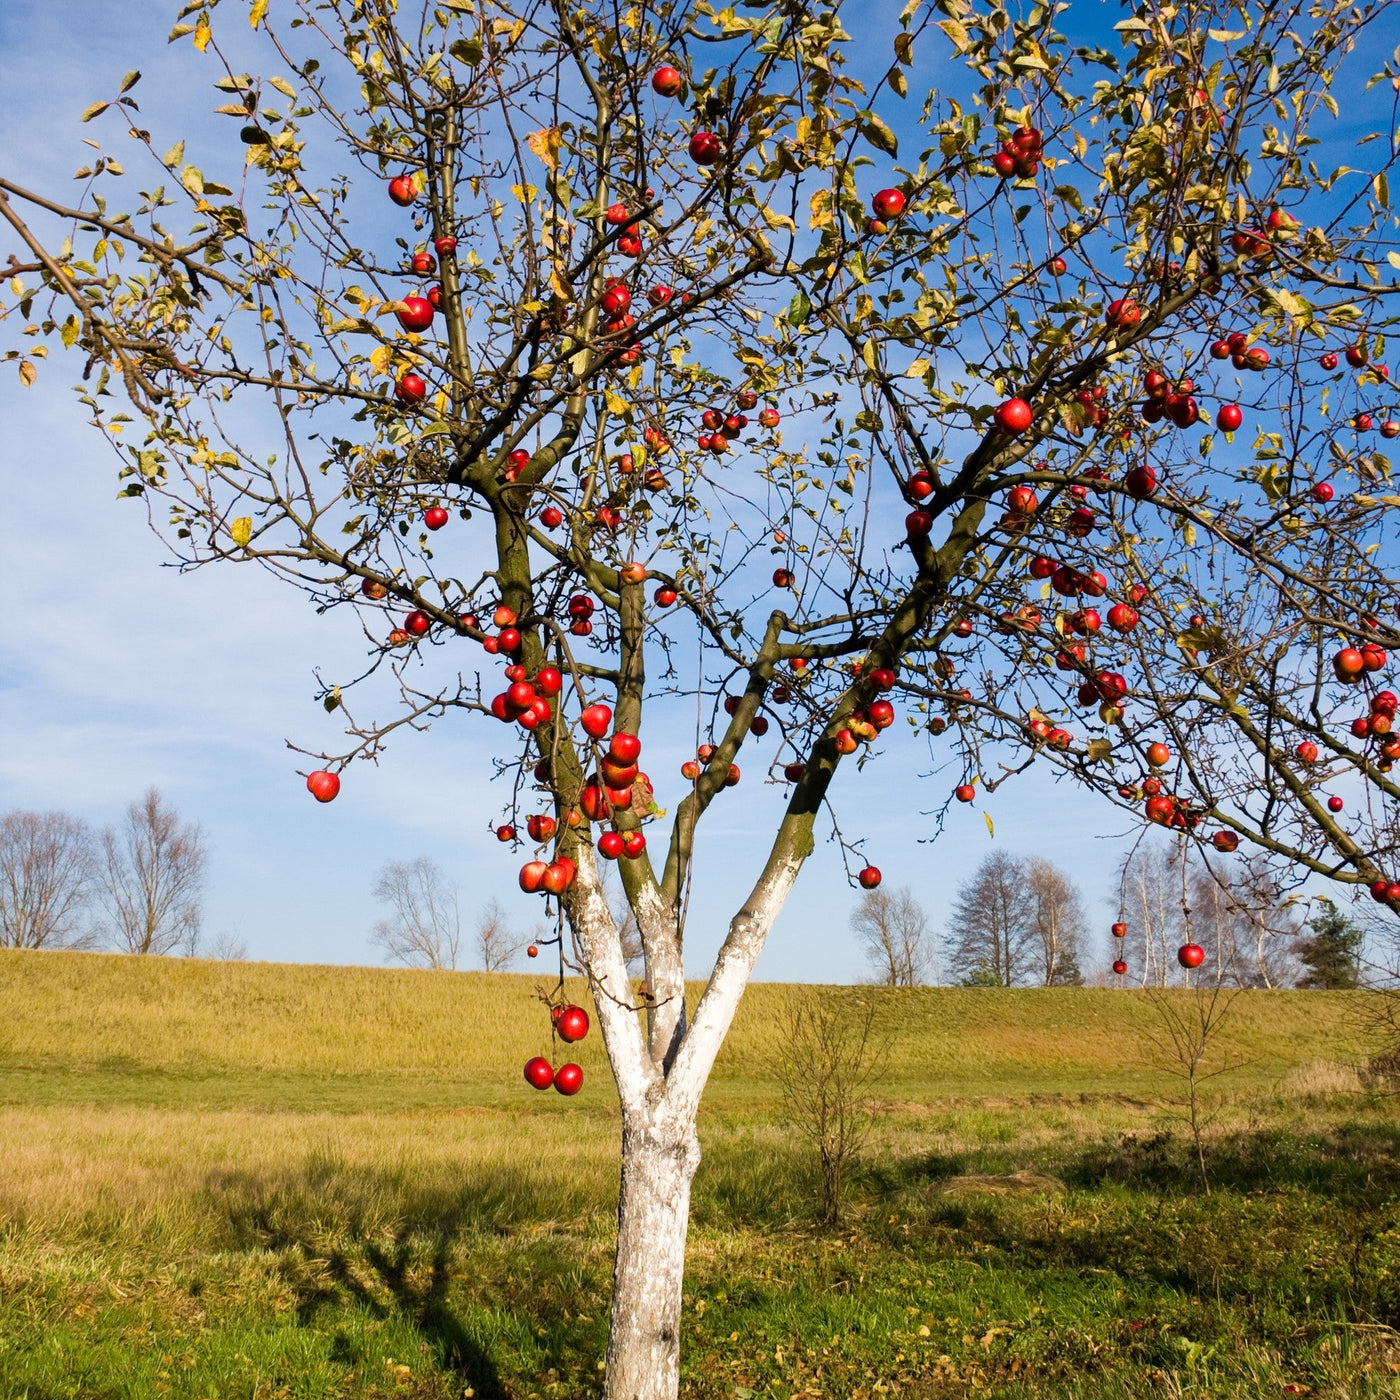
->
[3,0,1400,1395]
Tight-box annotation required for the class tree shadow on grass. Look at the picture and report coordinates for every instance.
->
[211,1153,611,1400]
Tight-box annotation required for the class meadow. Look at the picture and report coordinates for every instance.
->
[1,949,1398,1398]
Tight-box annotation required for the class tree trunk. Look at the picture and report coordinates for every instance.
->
[603,1112,700,1400]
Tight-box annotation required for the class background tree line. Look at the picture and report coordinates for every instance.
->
[853,844,1368,991]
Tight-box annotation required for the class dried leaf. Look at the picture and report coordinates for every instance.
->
[526,127,562,171]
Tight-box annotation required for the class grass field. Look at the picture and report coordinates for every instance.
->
[1,950,1398,1399]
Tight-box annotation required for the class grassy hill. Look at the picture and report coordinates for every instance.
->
[2,950,1395,1400]
[0,948,1372,1112]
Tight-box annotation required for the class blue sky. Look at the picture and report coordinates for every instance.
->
[0,2,1379,980]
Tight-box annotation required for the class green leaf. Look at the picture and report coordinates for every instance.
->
[786,290,811,325]
[1375,172,1390,208]
[857,110,898,157]
[449,36,484,64]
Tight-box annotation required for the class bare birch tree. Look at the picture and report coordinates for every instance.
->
[851,886,932,986]
[475,897,525,973]
[1026,857,1085,986]
[370,858,461,971]
[0,810,96,950]
[100,788,205,955]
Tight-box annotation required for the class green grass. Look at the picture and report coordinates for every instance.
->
[1,949,1397,1398]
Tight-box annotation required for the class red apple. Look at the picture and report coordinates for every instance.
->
[1105,298,1141,331]
[524,1057,554,1090]
[1216,403,1243,432]
[995,397,1034,435]
[655,586,677,607]
[556,1004,590,1042]
[1112,959,1128,976]
[580,704,612,739]
[396,296,435,332]
[519,861,548,893]
[1312,482,1334,503]
[1327,795,1344,812]
[871,188,906,220]
[394,372,427,405]
[857,866,882,889]
[306,770,340,803]
[651,65,683,97]
[388,174,417,206]
[410,250,436,275]
[1177,942,1205,969]
[621,831,647,859]
[424,506,449,530]
[597,831,624,860]
[688,131,723,164]
[955,783,975,803]
[1146,742,1171,767]
[1111,922,1127,939]
[554,1063,583,1095]
[433,236,457,256]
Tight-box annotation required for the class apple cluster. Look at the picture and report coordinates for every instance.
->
[523,1002,589,1096]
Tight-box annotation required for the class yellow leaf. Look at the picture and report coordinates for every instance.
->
[604,390,630,417]
[9,276,23,295]
[18,360,36,388]
[526,127,562,171]
[1085,737,1114,763]
[249,0,268,27]
[938,18,970,52]
[193,15,212,51]
[984,811,995,838]
[230,516,252,547]
[370,345,391,375]
[60,315,79,348]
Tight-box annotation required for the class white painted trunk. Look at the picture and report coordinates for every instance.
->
[603,1112,699,1400]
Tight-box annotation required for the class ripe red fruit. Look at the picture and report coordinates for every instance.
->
[1346,343,1368,368]
[556,1005,590,1042]
[410,250,437,276]
[1312,482,1334,503]
[1177,942,1205,969]
[1327,795,1344,813]
[388,174,417,206]
[597,831,624,860]
[654,586,677,608]
[906,509,934,537]
[1112,959,1128,976]
[405,610,430,637]
[622,831,647,859]
[651,65,683,97]
[395,372,427,405]
[424,506,449,530]
[601,282,631,317]
[725,764,741,787]
[1107,603,1139,633]
[306,770,340,803]
[518,861,549,893]
[524,1057,554,1090]
[1296,741,1319,763]
[1216,403,1243,433]
[857,866,882,890]
[783,762,805,782]
[688,131,723,165]
[396,296,435,332]
[1212,830,1240,852]
[609,733,642,765]
[1111,922,1127,939]
[955,784,976,803]
[1146,742,1170,767]
[758,407,780,429]
[554,1063,583,1096]
[1105,298,1141,331]
[994,397,1034,435]
[605,202,629,226]
[580,704,612,739]
[433,236,457,257]
[1334,647,1366,682]
[1145,795,1175,825]
[681,760,700,781]
[1049,256,1067,275]
[992,150,1016,177]
[539,505,564,529]
[1125,464,1157,499]
[872,188,906,220]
